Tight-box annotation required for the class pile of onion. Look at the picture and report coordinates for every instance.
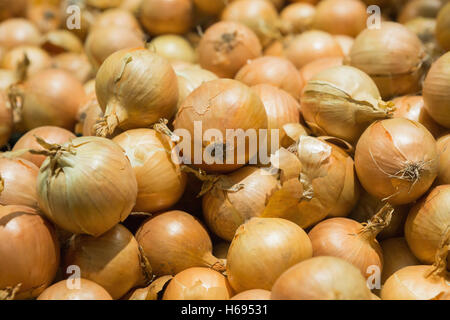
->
[26,3,61,33]
[197,21,262,78]
[226,217,312,292]
[0,18,41,50]
[41,29,84,55]
[136,210,225,276]
[280,2,316,34]
[37,279,112,300]
[231,289,271,300]
[298,57,343,91]
[139,0,192,35]
[148,35,196,64]
[436,2,450,51]
[355,118,438,205]
[36,136,138,236]
[271,256,373,300]
[0,205,59,299]
[436,134,450,185]
[51,52,93,83]
[95,48,178,137]
[1,46,52,77]
[0,92,13,147]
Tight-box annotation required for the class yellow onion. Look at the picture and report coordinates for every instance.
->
[355,118,438,205]
[436,134,450,185]
[298,57,343,90]
[91,8,142,35]
[51,52,93,83]
[235,56,303,100]
[1,45,52,77]
[148,35,196,63]
[86,0,122,9]
[76,92,103,137]
[334,35,354,56]
[136,210,225,276]
[436,2,450,51]
[0,92,13,147]
[95,48,178,137]
[41,29,83,55]
[126,275,173,300]
[163,267,233,300]
[0,18,41,50]
[26,3,61,33]
[85,26,144,71]
[405,185,450,264]
[423,52,450,129]
[198,21,262,78]
[0,0,27,22]
[398,0,443,24]
[226,217,312,292]
[0,205,59,299]
[113,129,187,213]
[283,31,344,69]
[231,289,271,300]
[37,279,113,300]
[64,224,151,299]
[59,0,98,41]
[83,79,96,96]
[263,39,284,56]
[280,3,315,34]
[271,256,372,300]
[194,0,225,16]
[346,22,427,99]
[139,0,193,35]
[36,136,138,236]
[0,69,19,91]
[12,126,76,167]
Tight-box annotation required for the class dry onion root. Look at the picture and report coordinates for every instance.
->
[37,279,113,300]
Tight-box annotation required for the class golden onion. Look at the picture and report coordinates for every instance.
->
[436,134,450,185]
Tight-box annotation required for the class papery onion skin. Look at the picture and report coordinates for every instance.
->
[230,289,271,300]
[37,136,138,236]
[271,256,373,300]
[149,35,196,64]
[51,52,93,83]
[198,21,262,78]
[1,45,52,77]
[226,217,313,293]
[0,18,41,50]
[41,29,84,55]
[0,205,60,299]
[355,118,438,205]
[298,57,343,91]
[163,267,233,300]
[280,3,315,34]
[136,210,224,276]
[37,279,113,300]
[113,129,187,213]
[436,134,450,185]
[12,126,76,167]
[126,275,173,300]
[436,2,450,51]
[405,185,450,264]
[0,92,13,147]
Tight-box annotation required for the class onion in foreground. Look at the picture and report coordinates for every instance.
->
[37,279,112,300]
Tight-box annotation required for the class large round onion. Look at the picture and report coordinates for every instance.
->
[37,279,112,300]
[148,35,196,64]
[136,210,225,276]
[226,217,312,292]
[436,134,450,185]
[139,0,192,35]
[355,118,438,205]
[0,205,59,299]
[1,45,52,77]
[36,136,138,236]
[231,289,271,300]
[298,57,343,91]
[95,48,178,137]
[90,8,142,35]
[271,256,373,300]
[51,52,93,83]
[113,129,187,213]
[280,3,316,34]
[0,92,13,147]
[0,18,41,50]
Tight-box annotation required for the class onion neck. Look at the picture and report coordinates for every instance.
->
[425,228,450,279]
[95,100,127,138]
[203,251,226,273]
[358,203,394,241]
[0,284,21,300]
[29,137,76,175]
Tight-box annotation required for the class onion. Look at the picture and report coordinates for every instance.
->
[280,3,315,34]
[437,134,450,185]
[139,0,193,35]
[194,0,225,16]
[76,92,103,136]
[1,45,52,77]
[0,92,13,147]
[263,39,284,56]
[26,3,61,33]
[86,0,122,9]
[405,185,450,264]
[436,2,450,51]
[423,52,450,129]
[0,18,41,50]
[398,0,443,24]
[41,29,83,55]
[271,256,373,300]
[12,126,76,167]
[346,22,427,99]
[355,118,438,205]
[163,267,233,300]
[95,48,178,137]
[91,8,142,35]
[404,18,443,62]
[334,35,354,56]
[0,69,19,91]
[136,210,225,276]
[148,35,196,63]
[298,57,343,90]
[83,79,96,96]
[59,0,98,41]
[9,68,86,131]
[127,275,173,300]
[113,129,187,212]
[37,279,112,300]
[36,136,138,236]
[0,0,27,22]
[0,205,59,299]
[226,217,312,292]
[231,289,271,300]
[235,56,303,100]
[64,224,151,299]
[51,52,93,83]
[197,21,262,78]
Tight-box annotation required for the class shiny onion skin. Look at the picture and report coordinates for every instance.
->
[423,52,450,129]
[355,118,438,205]
[163,267,233,300]
[12,126,76,168]
[235,56,303,100]
[0,205,60,299]
[36,136,138,236]
[1,45,52,77]
[64,224,149,299]
[436,135,450,185]
[148,35,196,64]
[226,217,313,293]
[280,3,316,34]
[301,65,392,144]
[136,210,225,276]
[95,48,178,137]
[0,18,41,50]
[197,21,262,78]
[113,129,187,213]
[37,279,113,300]
[0,92,13,147]
[271,256,372,300]
[298,57,343,91]
[51,53,93,83]
[436,2,450,51]
[230,289,271,300]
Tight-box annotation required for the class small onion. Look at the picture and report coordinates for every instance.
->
[36,136,138,236]
[235,56,303,100]
[355,118,438,205]
[41,29,83,55]
[0,92,13,147]
[231,289,271,300]
[436,134,450,185]
[198,21,262,78]
[26,3,61,33]
[91,8,142,35]
[1,45,52,77]
[136,210,225,276]
[0,18,41,50]
[271,256,373,300]
[95,48,178,137]
[51,52,93,83]
[334,35,354,56]
[37,279,112,300]
[148,35,196,63]
[226,217,313,292]
[298,57,343,90]
[12,126,76,167]
[398,0,443,24]
[0,205,59,299]
[280,3,315,34]
[163,267,233,300]
[194,0,225,16]
[436,2,450,51]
